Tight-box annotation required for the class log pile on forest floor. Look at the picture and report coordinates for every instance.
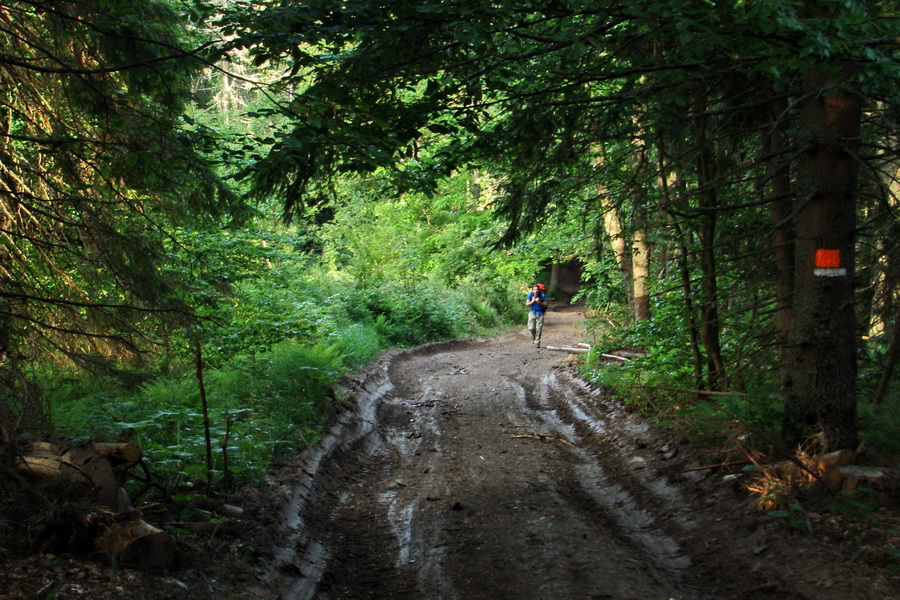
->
[2,438,245,572]
[740,445,900,512]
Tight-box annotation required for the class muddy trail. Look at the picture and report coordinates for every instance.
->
[248,306,896,600]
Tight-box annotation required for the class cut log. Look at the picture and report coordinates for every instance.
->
[16,441,121,509]
[835,465,900,492]
[816,449,856,492]
[95,518,176,570]
[93,442,142,465]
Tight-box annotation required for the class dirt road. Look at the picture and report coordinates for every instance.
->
[253,306,897,600]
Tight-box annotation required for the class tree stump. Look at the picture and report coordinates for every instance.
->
[95,518,177,570]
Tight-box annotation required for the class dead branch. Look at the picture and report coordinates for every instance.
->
[545,345,590,354]
[0,461,53,509]
[512,434,574,446]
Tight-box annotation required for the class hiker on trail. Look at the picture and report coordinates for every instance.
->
[526,283,548,348]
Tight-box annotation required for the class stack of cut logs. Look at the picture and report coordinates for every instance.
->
[14,440,176,570]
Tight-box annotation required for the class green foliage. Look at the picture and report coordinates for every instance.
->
[48,339,343,491]
[44,175,527,491]
[768,502,812,533]
[678,393,784,445]
[829,488,880,522]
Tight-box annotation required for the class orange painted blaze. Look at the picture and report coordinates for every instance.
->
[815,249,841,269]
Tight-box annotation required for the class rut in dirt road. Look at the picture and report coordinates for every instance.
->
[257,307,859,600]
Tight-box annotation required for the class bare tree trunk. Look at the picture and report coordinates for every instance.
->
[549,262,560,298]
[594,153,635,313]
[874,304,900,404]
[695,109,728,392]
[657,142,703,389]
[195,341,214,495]
[632,224,651,320]
[673,221,705,392]
[783,61,861,451]
[767,96,795,388]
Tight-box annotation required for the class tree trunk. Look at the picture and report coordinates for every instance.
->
[874,304,900,404]
[783,64,861,451]
[656,137,704,390]
[767,96,795,388]
[632,225,651,320]
[630,128,651,321]
[594,154,635,313]
[694,109,728,392]
[673,221,706,392]
[549,262,560,298]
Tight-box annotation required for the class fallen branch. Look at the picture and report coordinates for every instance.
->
[512,434,573,446]
[189,496,245,519]
[683,460,751,473]
[0,462,53,510]
[545,345,589,354]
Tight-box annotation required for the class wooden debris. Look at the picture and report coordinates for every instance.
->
[836,465,900,492]
[748,446,900,495]
[14,440,177,569]
[545,345,590,354]
[642,385,748,398]
[512,434,574,446]
[683,460,752,473]
[0,461,53,509]
[816,448,856,492]
[95,518,176,570]
[93,442,142,466]
[17,441,122,509]
[189,496,245,519]
[612,350,648,358]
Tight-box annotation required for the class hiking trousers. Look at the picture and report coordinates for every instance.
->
[528,312,544,347]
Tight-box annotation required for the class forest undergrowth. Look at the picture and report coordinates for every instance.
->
[35,271,522,502]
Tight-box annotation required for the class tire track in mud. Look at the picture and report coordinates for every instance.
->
[262,319,741,600]
[272,300,874,600]
[244,309,900,600]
